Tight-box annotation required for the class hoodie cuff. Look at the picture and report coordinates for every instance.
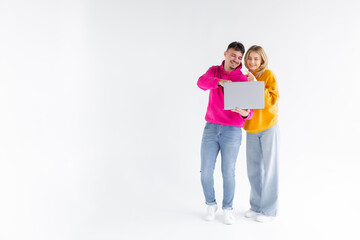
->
[242,110,253,120]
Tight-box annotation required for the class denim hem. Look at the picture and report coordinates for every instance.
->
[222,207,233,210]
[250,208,261,213]
[260,212,277,217]
[206,202,217,206]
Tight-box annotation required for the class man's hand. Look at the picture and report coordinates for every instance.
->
[246,72,257,82]
[218,79,232,87]
[231,108,250,118]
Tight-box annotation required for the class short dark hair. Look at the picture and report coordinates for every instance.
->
[226,42,245,55]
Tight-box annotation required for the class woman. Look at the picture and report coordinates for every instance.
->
[243,45,280,222]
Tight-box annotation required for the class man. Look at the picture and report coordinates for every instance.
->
[197,41,253,225]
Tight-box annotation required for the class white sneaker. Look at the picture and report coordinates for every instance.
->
[244,209,259,218]
[223,209,234,225]
[204,205,218,221]
[255,214,274,223]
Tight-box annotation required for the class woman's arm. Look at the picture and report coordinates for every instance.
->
[264,70,280,108]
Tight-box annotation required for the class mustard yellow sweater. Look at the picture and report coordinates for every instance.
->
[244,69,279,133]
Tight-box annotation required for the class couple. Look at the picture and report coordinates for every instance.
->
[197,42,280,225]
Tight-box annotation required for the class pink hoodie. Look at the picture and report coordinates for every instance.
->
[197,61,253,127]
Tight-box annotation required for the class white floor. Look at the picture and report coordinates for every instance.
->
[1,153,359,240]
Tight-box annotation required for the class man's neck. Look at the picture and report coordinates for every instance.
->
[223,64,234,73]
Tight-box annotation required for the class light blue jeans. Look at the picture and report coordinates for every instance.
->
[246,124,279,216]
[200,122,242,210]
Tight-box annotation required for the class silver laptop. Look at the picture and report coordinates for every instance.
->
[224,81,265,110]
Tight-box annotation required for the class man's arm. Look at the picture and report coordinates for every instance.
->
[197,66,231,90]
[231,108,254,120]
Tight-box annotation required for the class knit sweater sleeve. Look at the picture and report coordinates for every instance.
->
[264,70,280,109]
[197,66,220,91]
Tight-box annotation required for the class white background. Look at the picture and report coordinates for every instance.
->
[1,0,360,239]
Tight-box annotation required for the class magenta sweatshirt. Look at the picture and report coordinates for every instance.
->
[197,61,254,127]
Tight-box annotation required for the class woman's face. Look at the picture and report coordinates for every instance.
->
[246,51,262,72]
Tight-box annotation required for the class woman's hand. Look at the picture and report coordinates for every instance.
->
[247,72,257,82]
[231,108,250,118]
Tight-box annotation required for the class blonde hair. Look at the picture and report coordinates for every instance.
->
[244,45,268,78]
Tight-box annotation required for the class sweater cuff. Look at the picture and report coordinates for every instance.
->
[241,110,253,120]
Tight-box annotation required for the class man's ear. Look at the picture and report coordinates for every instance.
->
[224,51,227,58]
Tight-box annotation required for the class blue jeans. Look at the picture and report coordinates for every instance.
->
[200,122,242,210]
[246,124,279,216]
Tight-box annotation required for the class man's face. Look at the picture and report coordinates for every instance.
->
[224,48,243,72]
